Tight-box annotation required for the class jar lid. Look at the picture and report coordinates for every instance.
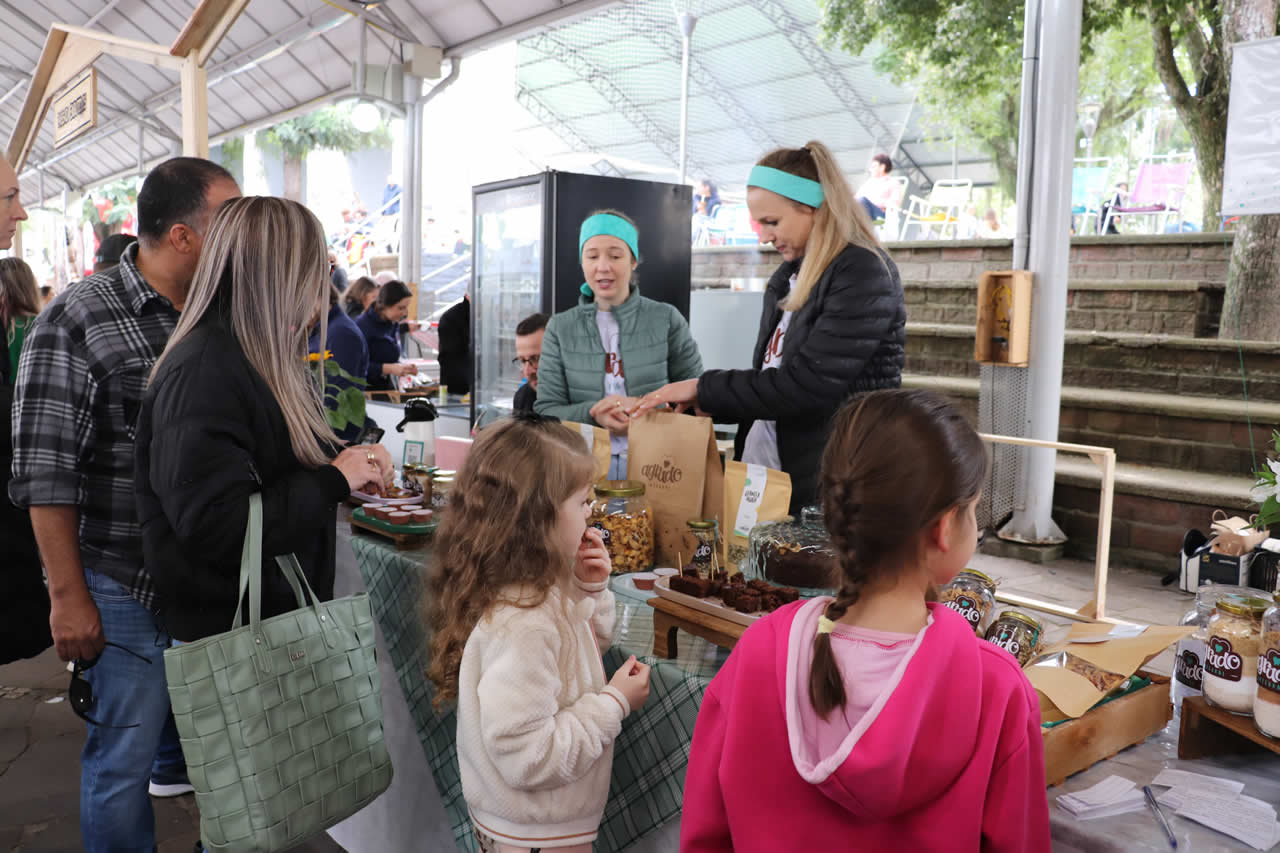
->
[1218,595,1271,617]
[433,476,455,487]
[997,609,1043,633]
[957,568,997,590]
[1196,584,1272,606]
[595,480,645,498]
[687,519,717,530]
[432,469,457,478]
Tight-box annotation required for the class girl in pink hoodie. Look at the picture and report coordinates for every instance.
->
[681,389,1050,852]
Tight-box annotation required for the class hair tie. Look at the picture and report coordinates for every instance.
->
[817,615,836,635]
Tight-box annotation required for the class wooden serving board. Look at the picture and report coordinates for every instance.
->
[1179,694,1280,761]
[652,575,762,627]
[350,508,438,550]
[647,596,748,659]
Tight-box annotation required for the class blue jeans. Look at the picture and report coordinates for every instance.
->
[80,568,185,853]
[859,197,885,221]
[608,451,628,481]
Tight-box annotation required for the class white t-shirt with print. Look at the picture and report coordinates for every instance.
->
[741,275,795,470]
[596,309,628,456]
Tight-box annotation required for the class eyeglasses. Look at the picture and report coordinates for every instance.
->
[511,355,540,368]
[69,642,152,728]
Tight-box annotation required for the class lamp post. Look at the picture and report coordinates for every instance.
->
[1078,100,1101,160]
[673,2,700,185]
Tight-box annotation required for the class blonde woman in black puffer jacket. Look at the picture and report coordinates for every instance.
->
[632,141,905,512]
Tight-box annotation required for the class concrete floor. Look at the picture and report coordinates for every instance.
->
[0,552,1198,852]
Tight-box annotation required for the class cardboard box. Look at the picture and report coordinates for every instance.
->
[1041,671,1171,787]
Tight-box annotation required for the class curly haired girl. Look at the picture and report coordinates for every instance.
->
[426,415,650,852]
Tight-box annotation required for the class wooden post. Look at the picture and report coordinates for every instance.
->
[180,56,208,158]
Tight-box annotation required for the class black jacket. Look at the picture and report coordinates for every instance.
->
[698,243,906,512]
[135,314,349,641]
[437,298,472,394]
[513,381,536,413]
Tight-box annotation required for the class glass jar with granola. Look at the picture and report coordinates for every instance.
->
[1204,595,1269,715]
[938,569,998,636]
[1255,603,1280,737]
[590,481,654,574]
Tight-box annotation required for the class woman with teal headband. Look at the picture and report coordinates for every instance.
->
[632,141,907,512]
[535,208,702,478]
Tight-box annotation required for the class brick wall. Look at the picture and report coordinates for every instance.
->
[693,234,1233,337]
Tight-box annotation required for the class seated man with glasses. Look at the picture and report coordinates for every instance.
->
[512,312,548,414]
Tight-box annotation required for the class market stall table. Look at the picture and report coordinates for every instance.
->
[336,522,727,852]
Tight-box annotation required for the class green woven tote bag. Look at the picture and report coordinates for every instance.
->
[164,493,394,852]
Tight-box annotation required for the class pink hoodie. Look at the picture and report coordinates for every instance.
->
[681,598,1050,852]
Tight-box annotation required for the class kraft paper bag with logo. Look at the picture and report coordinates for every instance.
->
[564,421,611,483]
[628,412,723,567]
[723,461,792,574]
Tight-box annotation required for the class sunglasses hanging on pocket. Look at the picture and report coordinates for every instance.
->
[69,642,152,728]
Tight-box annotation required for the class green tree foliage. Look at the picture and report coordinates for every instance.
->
[259,104,392,159]
[820,1,1159,198]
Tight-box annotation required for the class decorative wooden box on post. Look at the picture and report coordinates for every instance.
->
[975,270,1033,366]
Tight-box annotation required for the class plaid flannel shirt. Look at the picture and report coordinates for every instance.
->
[8,243,178,610]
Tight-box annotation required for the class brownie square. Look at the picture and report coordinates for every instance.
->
[777,587,800,604]
[670,574,712,598]
[747,579,772,593]
[734,590,762,613]
[721,585,740,608]
[762,593,782,612]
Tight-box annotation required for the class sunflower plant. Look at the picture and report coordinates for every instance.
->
[1251,430,1280,529]
[309,351,368,434]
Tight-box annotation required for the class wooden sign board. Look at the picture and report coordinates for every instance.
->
[53,68,97,148]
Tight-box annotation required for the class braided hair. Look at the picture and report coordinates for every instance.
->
[809,389,988,719]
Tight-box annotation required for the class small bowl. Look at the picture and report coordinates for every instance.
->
[631,572,658,590]
[411,509,434,524]
[653,568,679,579]
[386,512,412,526]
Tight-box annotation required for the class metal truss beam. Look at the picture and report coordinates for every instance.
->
[754,0,932,189]
[523,31,715,182]
[599,4,781,164]
[515,85,623,177]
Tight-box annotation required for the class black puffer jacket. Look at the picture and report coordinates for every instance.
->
[135,313,349,641]
[698,242,906,511]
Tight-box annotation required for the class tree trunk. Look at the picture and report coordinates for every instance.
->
[282,153,303,202]
[1219,0,1280,341]
[1183,105,1228,229]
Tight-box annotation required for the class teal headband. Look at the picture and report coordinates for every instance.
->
[579,213,639,260]
[747,165,824,208]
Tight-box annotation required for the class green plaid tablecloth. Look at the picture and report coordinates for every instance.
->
[351,536,727,852]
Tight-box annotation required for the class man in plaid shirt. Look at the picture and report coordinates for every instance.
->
[9,157,239,852]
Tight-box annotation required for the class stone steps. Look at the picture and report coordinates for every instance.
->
[905,322,1280,401]
[905,374,1279,478]
[906,279,1224,337]
[902,374,1266,571]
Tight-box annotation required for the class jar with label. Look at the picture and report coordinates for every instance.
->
[1203,595,1270,715]
[1255,603,1280,738]
[742,507,837,596]
[590,481,654,574]
[984,610,1042,667]
[686,519,720,578]
[430,476,454,512]
[1172,584,1268,717]
[938,569,998,636]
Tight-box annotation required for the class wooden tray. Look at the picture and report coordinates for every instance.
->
[647,596,747,659]
[652,575,762,628]
[1042,671,1171,787]
[350,507,438,549]
[1179,694,1280,760]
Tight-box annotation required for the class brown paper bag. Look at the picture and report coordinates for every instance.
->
[564,422,610,484]
[723,461,792,574]
[1211,510,1268,552]
[1024,623,1193,719]
[628,412,723,567]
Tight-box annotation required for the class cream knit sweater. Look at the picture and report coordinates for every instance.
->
[457,577,626,848]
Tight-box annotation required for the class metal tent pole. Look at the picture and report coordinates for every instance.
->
[676,11,697,184]
[399,76,421,286]
[999,0,1083,545]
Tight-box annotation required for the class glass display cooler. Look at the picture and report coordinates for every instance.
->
[470,171,692,425]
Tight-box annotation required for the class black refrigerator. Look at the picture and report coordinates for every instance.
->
[470,170,693,424]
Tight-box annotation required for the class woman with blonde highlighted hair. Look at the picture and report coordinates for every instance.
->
[134,196,393,641]
[633,141,906,511]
